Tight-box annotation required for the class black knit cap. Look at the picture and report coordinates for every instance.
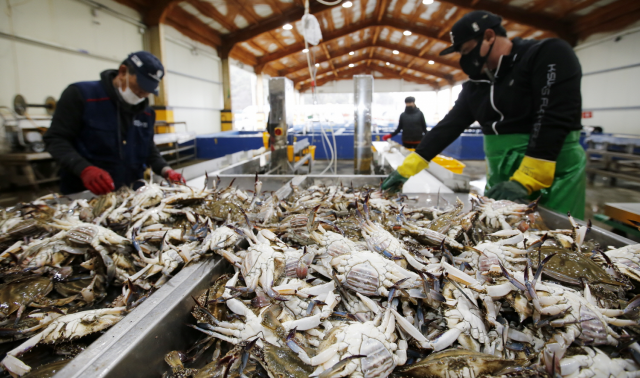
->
[405,96,416,103]
[439,11,503,56]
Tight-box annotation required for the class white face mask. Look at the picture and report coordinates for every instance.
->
[118,74,145,105]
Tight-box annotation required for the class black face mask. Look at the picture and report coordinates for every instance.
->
[460,37,495,78]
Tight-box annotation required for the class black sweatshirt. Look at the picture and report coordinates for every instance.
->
[44,70,168,177]
[415,37,582,162]
[390,106,427,142]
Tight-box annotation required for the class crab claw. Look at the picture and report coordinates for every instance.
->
[317,355,366,378]
[306,205,321,234]
[498,261,527,292]
[442,261,485,292]
[296,247,315,279]
[532,253,556,285]
[306,300,327,316]
[624,294,640,317]
[387,277,411,306]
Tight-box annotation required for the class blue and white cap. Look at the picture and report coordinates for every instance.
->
[125,51,164,95]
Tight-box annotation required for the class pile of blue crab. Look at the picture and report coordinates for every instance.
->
[161,180,640,378]
[0,177,236,377]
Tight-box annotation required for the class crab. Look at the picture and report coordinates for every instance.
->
[559,346,640,378]
[132,231,195,287]
[602,244,640,283]
[286,306,408,378]
[395,349,527,378]
[1,307,126,376]
[189,273,282,347]
[315,249,420,298]
[222,229,287,297]
[50,218,129,280]
[309,225,364,258]
[473,196,532,231]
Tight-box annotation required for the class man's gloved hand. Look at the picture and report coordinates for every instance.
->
[381,152,429,192]
[485,180,528,201]
[163,168,186,183]
[510,156,556,194]
[80,166,115,195]
[382,134,392,141]
[381,170,408,192]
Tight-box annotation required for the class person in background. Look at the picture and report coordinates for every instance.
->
[381,11,585,218]
[44,51,185,195]
[382,96,427,149]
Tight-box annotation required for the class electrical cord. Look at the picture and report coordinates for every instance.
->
[304,0,338,175]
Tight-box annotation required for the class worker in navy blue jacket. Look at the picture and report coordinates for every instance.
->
[44,51,185,195]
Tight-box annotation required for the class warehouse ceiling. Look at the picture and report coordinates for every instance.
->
[117,0,640,91]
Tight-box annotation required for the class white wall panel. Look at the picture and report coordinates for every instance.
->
[173,108,221,135]
[0,0,143,116]
[575,26,640,135]
[162,25,223,135]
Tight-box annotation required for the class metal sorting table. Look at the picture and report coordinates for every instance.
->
[586,134,640,185]
[55,175,636,378]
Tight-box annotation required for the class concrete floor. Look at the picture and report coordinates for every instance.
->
[2,158,639,242]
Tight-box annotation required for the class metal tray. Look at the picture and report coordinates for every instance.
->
[54,175,635,377]
[54,176,301,378]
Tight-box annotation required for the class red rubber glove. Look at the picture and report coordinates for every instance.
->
[382,134,392,141]
[164,169,186,184]
[80,166,115,195]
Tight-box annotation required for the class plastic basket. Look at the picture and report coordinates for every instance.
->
[432,155,466,174]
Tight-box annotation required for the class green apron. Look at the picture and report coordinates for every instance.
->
[484,130,586,219]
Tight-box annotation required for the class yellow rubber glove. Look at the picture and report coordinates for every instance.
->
[510,156,556,194]
[397,152,430,178]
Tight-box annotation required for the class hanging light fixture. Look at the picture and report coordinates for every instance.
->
[403,30,412,36]
[349,63,355,67]
[283,24,293,30]
[423,0,434,4]
[428,60,435,64]
[302,48,309,53]
[315,63,320,67]
[393,50,399,55]
[386,62,390,65]
[349,51,355,55]
[342,1,353,8]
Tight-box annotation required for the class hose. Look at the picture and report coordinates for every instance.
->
[304,0,338,174]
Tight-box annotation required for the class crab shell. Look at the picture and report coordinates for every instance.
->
[397,349,526,378]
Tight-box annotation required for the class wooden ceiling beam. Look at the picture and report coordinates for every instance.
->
[229,44,259,66]
[559,0,600,18]
[292,47,454,82]
[298,57,441,88]
[321,44,339,78]
[184,0,236,32]
[436,0,575,43]
[218,2,342,57]
[298,65,369,91]
[278,37,460,76]
[257,19,453,66]
[280,39,459,78]
[573,1,640,36]
[370,63,440,87]
[165,7,222,46]
[142,0,181,26]
[375,0,389,22]
[528,0,555,13]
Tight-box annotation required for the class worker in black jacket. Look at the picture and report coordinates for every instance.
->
[382,97,427,149]
[382,11,586,218]
[44,52,185,195]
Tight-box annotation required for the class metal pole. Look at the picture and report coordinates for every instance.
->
[268,77,294,174]
[354,75,373,175]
